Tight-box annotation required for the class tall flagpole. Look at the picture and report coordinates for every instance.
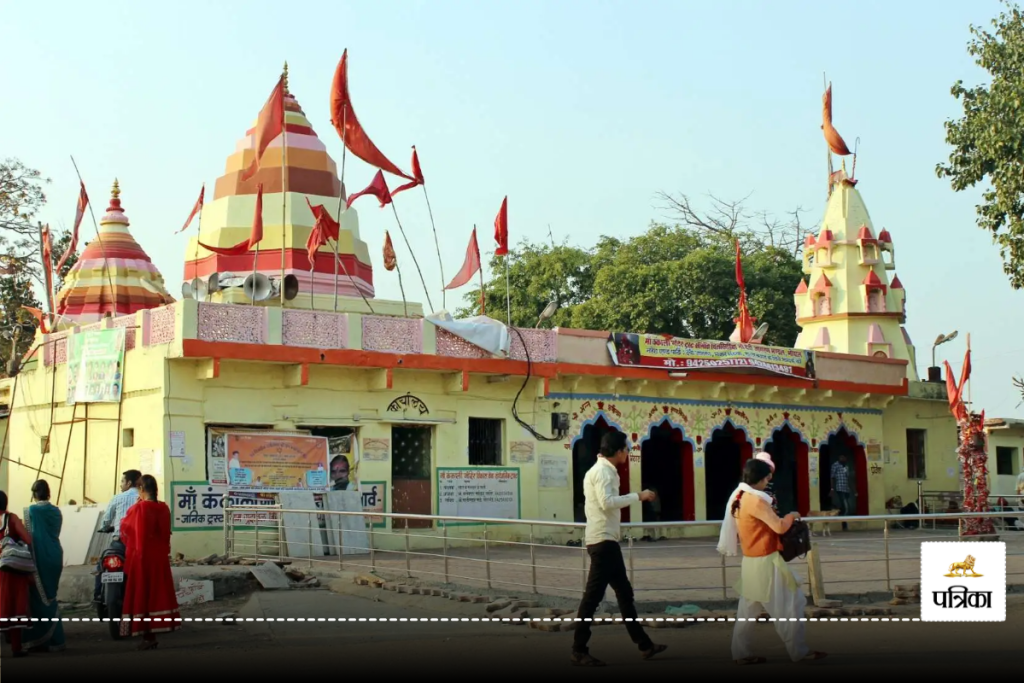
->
[280,62,289,307]
[192,184,205,282]
[416,156,445,309]
[504,254,511,326]
[332,105,375,315]
[390,202,434,313]
[69,157,114,316]
[477,226,486,317]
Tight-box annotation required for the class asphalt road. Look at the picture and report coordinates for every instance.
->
[2,590,1020,679]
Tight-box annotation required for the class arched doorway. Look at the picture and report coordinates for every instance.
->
[640,420,695,523]
[764,425,810,515]
[818,427,869,515]
[704,422,753,520]
[572,416,629,523]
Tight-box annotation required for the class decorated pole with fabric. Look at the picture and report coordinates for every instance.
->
[383,231,407,317]
[348,170,433,313]
[445,226,484,316]
[56,181,88,274]
[494,196,509,325]
[734,239,754,343]
[392,147,444,308]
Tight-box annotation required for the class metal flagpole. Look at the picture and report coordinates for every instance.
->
[476,225,485,317]
[332,105,375,315]
[69,157,115,315]
[417,157,445,309]
[504,254,511,326]
[280,62,289,307]
[192,184,205,282]
[390,202,433,313]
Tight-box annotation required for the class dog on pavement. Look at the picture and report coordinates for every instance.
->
[804,509,840,537]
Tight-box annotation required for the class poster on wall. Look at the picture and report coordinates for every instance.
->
[437,468,520,524]
[328,434,359,491]
[171,481,279,531]
[66,327,126,404]
[226,432,330,492]
[607,332,814,378]
[538,455,569,488]
[362,438,390,462]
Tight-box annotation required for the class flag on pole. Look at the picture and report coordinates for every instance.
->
[199,184,265,255]
[822,84,852,156]
[304,197,340,266]
[56,182,88,273]
[734,239,754,343]
[347,170,392,208]
[445,228,481,290]
[391,146,424,197]
[176,184,205,234]
[41,223,55,303]
[494,196,508,256]
[22,306,49,334]
[240,76,286,182]
[383,231,397,271]
[330,50,415,181]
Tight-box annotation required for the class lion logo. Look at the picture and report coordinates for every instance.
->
[944,555,982,577]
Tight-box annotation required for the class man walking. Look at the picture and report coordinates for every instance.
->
[571,431,667,666]
[830,454,852,531]
[93,469,141,605]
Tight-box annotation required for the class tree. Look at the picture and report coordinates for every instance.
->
[937,1,1024,288]
[457,221,804,347]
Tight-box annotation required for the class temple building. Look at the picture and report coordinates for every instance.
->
[0,74,1012,561]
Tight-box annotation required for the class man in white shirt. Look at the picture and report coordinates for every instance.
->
[571,431,666,666]
[93,469,141,604]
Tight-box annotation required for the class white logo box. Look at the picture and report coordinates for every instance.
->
[920,541,1006,622]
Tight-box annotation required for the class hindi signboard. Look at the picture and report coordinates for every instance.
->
[66,327,126,404]
[436,468,520,525]
[171,481,279,531]
[226,432,330,492]
[608,333,814,378]
[360,481,386,528]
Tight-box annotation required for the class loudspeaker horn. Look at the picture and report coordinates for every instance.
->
[207,272,221,293]
[244,273,272,301]
[181,281,194,299]
[191,277,208,301]
[282,274,299,301]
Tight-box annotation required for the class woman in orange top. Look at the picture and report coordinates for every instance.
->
[726,459,825,665]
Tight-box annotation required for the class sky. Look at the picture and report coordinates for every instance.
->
[2,0,1022,415]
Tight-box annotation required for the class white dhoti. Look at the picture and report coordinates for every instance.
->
[730,552,810,662]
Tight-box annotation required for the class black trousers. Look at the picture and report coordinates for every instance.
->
[572,540,653,654]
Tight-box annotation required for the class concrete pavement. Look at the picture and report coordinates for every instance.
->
[4,585,1021,678]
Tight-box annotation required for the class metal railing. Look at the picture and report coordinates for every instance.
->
[224,507,1024,603]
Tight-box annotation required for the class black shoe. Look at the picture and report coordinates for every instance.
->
[641,644,668,660]
[571,652,606,666]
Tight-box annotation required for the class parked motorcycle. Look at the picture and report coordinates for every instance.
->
[95,527,126,640]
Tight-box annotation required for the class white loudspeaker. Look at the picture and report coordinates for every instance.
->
[207,272,221,293]
[244,273,272,301]
[191,277,208,301]
[181,281,193,299]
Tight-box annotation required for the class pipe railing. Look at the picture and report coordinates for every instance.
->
[224,507,1024,600]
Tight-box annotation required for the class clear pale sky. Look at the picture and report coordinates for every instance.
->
[2,1,1021,416]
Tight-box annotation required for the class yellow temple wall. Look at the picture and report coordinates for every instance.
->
[879,396,960,506]
[985,425,1024,497]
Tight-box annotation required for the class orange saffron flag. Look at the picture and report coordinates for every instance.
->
[822,84,852,156]
[240,77,285,182]
[383,231,397,272]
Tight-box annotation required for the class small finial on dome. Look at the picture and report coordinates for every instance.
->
[282,61,289,93]
[111,178,120,199]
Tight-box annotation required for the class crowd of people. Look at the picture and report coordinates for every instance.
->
[571,431,827,667]
[0,470,180,658]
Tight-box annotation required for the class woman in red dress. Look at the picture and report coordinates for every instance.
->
[0,490,32,658]
[119,475,180,649]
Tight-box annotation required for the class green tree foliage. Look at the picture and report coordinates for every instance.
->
[937,1,1024,287]
[458,222,804,347]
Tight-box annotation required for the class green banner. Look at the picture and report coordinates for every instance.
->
[66,327,126,404]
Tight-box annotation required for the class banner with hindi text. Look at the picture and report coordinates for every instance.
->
[608,333,814,378]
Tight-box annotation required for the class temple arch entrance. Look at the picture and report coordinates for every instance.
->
[572,416,629,523]
[640,420,694,523]
[818,427,869,515]
[704,421,753,520]
[764,424,810,515]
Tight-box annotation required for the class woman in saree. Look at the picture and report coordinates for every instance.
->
[0,490,31,658]
[23,479,65,653]
[718,459,826,665]
[119,475,180,649]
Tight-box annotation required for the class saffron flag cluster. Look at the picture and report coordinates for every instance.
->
[198,184,264,256]
[944,349,973,423]
[304,197,340,266]
[734,240,754,343]
[242,76,286,182]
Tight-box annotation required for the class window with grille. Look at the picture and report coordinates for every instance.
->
[469,418,503,466]
[906,429,926,479]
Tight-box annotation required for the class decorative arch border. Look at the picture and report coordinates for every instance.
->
[818,423,870,516]
[570,411,626,450]
[763,419,813,515]
[763,419,813,450]
[639,416,698,451]
[820,423,866,451]
[705,417,756,451]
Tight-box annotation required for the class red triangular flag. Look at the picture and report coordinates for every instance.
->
[383,231,397,272]
[176,184,205,234]
[240,77,285,182]
[304,197,339,266]
[944,360,968,422]
[391,147,424,197]
[445,228,481,290]
[330,50,414,182]
[734,240,754,343]
[57,182,88,272]
[199,184,264,256]
[22,306,49,334]
[494,196,508,256]
[958,348,971,396]
[347,170,392,208]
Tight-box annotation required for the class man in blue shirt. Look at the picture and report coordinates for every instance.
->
[93,469,141,604]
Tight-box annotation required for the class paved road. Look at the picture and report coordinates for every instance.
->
[2,590,1019,677]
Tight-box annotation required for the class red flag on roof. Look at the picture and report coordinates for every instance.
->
[57,182,88,273]
[199,184,264,255]
[494,196,508,256]
[445,228,481,290]
[330,50,414,182]
[347,170,392,209]
[40,224,55,308]
[391,147,424,197]
[304,197,340,266]
[176,184,205,234]
[822,84,852,156]
[383,231,397,272]
[734,240,754,343]
[240,77,285,182]
[22,306,49,334]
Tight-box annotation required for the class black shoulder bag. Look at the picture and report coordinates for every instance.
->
[779,519,811,562]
